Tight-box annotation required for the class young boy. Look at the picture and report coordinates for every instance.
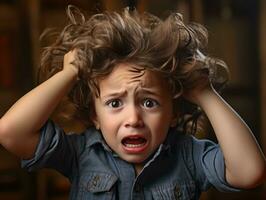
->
[0,5,265,199]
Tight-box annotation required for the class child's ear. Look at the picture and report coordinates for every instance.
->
[92,118,100,130]
[91,110,100,130]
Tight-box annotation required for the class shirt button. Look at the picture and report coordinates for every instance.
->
[174,186,182,199]
[91,175,100,188]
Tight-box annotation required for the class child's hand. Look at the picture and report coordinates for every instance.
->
[63,49,79,78]
[182,74,213,105]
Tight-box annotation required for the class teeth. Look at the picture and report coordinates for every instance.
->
[124,143,145,148]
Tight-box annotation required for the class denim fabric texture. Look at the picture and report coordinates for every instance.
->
[22,121,240,200]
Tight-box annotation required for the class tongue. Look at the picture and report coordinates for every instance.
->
[123,137,146,145]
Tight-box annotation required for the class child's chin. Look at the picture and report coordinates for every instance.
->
[121,155,148,164]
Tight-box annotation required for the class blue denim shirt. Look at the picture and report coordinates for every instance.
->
[22,121,240,199]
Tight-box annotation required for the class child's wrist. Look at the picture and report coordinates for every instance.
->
[196,87,217,107]
[62,67,79,82]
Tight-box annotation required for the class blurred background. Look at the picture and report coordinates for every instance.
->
[0,0,266,199]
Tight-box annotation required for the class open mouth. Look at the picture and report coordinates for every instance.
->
[121,136,148,153]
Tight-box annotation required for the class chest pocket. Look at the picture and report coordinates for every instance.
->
[151,180,196,200]
[77,172,118,200]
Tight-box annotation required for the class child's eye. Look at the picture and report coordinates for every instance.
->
[142,98,159,108]
[106,99,123,108]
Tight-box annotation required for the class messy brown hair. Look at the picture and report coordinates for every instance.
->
[39,5,229,134]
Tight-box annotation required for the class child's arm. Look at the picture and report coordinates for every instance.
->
[184,80,266,189]
[0,50,78,159]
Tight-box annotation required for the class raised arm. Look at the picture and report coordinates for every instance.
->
[184,82,266,189]
[0,50,78,159]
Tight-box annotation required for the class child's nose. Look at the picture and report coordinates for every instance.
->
[125,105,144,128]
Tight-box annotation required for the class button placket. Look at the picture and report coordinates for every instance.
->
[134,184,142,193]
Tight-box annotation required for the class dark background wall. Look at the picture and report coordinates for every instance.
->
[0,0,265,199]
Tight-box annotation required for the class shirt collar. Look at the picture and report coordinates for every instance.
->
[84,127,112,152]
[144,128,178,163]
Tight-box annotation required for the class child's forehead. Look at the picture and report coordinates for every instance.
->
[98,63,167,89]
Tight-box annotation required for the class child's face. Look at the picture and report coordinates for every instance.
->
[93,63,176,166]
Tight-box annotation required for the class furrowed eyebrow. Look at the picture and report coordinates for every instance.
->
[101,90,127,99]
[137,88,162,97]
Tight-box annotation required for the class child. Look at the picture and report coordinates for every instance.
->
[0,5,265,199]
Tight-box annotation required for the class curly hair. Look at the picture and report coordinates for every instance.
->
[38,5,229,134]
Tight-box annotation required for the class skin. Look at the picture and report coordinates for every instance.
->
[93,63,176,174]
[0,49,265,188]
[183,77,266,188]
[0,50,78,158]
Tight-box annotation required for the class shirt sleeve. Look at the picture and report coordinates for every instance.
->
[21,120,84,178]
[191,137,241,192]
